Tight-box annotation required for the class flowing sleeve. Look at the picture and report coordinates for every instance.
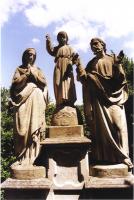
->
[37,68,47,85]
[76,60,87,83]
[12,68,21,83]
[46,38,56,56]
[11,67,27,92]
[31,67,47,91]
[113,63,127,85]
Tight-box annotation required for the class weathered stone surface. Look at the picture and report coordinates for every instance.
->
[1,178,52,189]
[124,176,134,186]
[40,137,91,187]
[52,182,84,190]
[1,178,51,200]
[85,173,134,188]
[90,164,129,178]
[10,165,46,180]
[46,125,84,138]
[51,106,79,126]
[52,191,81,200]
[40,136,91,145]
[52,165,84,188]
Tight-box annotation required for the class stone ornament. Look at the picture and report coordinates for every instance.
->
[51,106,79,126]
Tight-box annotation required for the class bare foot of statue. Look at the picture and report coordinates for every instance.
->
[123,158,133,169]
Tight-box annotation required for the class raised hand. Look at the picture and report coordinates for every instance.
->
[46,34,51,41]
[117,50,124,63]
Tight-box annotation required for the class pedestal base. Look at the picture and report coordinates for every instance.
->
[1,175,134,200]
[10,165,46,180]
[90,164,129,178]
[41,136,91,187]
[46,125,84,138]
[1,178,51,199]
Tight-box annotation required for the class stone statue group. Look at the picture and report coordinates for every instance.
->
[9,31,133,170]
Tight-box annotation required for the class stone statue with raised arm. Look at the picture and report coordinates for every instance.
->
[75,38,133,169]
[46,31,76,107]
[45,31,82,126]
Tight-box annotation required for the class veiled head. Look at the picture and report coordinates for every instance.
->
[22,48,36,65]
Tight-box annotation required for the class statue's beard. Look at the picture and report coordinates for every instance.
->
[93,48,103,55]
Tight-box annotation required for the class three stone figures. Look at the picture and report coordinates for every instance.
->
[10,34,133,170]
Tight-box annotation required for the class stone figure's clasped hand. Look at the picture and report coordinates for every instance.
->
[25,65,31,77]
[72,53,81,67]
[30,66,38,81]
[30,66,35,74]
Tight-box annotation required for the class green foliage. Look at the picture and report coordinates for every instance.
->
[123,56,134,95]
[1,88,16,182]
[45,103,55,126]
[75,105,91,138]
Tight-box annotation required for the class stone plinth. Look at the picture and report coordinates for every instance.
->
[1,177,52,189]
[51,106,82,126]
[46,125,84,138]
[90,164,129,178]
[41,136,90,145]
[80,175,134,200]
[1,178,51,200]
[41,132,91,188]
[2,175,133,199]
[10,165,46,180]
[85,174,134,189]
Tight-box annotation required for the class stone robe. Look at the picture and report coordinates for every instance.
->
[78,54,130,164]
[46,41,76,105]
[10,66,48,165]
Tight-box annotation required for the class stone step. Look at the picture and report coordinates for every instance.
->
[46,125,84,138]
[10,165,46,180]
[90,164,129,178]
[40,136,91,145]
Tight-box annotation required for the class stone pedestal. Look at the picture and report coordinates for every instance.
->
[10,165,46,180]
[46,125,84,138]
[2,120,134,199]
[90,164,129,178]
[41,126,91,187]
[2,174,134,200]
[40,125,91,199]
[1,178,51,199]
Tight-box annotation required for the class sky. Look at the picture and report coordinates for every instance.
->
[1,0,134,104]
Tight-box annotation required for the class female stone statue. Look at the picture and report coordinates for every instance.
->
[10,48,48,166]
[75,38,133,169]
[46,31,77,107]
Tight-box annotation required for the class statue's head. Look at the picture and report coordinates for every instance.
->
[22,48,36,65]
[90,38,106,54]
[57,31,68,45]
